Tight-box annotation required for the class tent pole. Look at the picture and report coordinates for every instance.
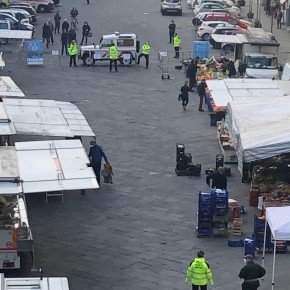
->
[271,240,277,290]
[262,218,267,268]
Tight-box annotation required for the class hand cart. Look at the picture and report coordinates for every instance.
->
[158,51,170,79]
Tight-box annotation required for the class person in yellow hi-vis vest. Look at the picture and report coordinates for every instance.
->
[173,32,181,59]
[109,43,118,72]
[185,251,214,290]
[68,40,78,67]
[137,41,151,69]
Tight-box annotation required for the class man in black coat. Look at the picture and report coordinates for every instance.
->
[168,20,176,44]
[239,254,266,290]
[187,60,198,91]
[80,21,91,45]
[178,80,190,111]
[197,79,207,112]
[62,19,69,33]
[61,31,68,56]
[206,167,227,189]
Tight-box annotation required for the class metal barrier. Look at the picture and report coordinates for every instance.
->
[158,50,179,79]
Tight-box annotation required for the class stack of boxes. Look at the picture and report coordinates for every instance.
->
[197,190,229,237]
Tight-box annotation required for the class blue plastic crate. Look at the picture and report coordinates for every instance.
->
[197,228,213,235]
[228,239,244,247]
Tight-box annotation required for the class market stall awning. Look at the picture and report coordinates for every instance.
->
[0,77,25,98]
[1,98,95,137]
[266,206,290,240]
[210,34,247,44]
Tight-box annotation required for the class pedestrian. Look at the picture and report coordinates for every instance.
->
[185,250,214,290]
[42,23,50,48]
[187,60,198,91]
[67,28,76,44]
[196,78,207,112]
[265,0,270,15]
[68,40,78,67]
[47,19,54,45]
[61,30,68,56]
[88,140,109,186]
[206,166,227,190]
[168,20,176,43]
[277,9,283,29]
[178,80,190,111]
[137,41,151,69]
[87,0,89,3]
[173,33,181,59]
[80,21,91,45]
[62,19,69,33]
[239,254,266,290]
[109,43,118,72]
[54,11,61,34]
[227,60,237,78]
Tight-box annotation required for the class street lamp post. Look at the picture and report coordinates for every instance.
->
[270,0,276,33]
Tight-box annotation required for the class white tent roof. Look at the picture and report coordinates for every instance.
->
[0,77,25,97]
[266,206,290,240]
[226,98,290,168]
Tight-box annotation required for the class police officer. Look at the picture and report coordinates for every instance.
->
[137,41,151,69]
[168,20,176,43]
[185,251,214,290]
[173,33,181,59]
[68,40,78,67]
[109,43,118,72]
[239,254,266,290]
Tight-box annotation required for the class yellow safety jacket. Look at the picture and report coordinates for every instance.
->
[109,46,118,59]
[185,257,214,286]
[173,35,181,47]
[142,43,151,55]
[68,43,78,56]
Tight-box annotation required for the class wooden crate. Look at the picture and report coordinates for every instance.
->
[232,218,242,236]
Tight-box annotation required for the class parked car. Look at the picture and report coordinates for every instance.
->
[0,9,31,23]
[209,26,244,48]
[193,12,252,29]
[9,0,54,13]
[194,2,240,18]
[161,0,182,15]
[9,4,37,22]
[0,19,10,44]
[0,12,34,31]
[197,20,234,40]
[197,0,235,8]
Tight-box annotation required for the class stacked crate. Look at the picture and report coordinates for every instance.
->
[228,198,241,222]
[212,189,228,236]
[233,218,242,236]
[197,192,213,237]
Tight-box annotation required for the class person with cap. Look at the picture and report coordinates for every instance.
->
[173,32,181,59]
[68,40,78,67]
[137,41,151,69]
[168,20,176,43]
[109,43,118,72]
[185,250,214,290]
[88,140,109,186]
[62,19,69,33]
[239,254,266,290]
[206,167,227,190]
[196,78,207,112]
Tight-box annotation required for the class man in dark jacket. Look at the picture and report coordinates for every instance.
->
[197,79,207,112]
[239,254,266,290]
[88,141,109,186]
[187,60,198,91]
[178,80,190,111]
[54,11,61,34]
[42,23,50,48]
[168,20,176,44]
[80,21,91,45]
[47,19,54,45]
[61,31,68,56]
[206,167,227,189]
[67,28,76,44]
[62,19,69,32]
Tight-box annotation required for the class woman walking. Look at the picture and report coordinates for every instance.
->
[178,81,190,111]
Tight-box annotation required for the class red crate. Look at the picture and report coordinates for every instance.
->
[249,190,259,207]
[228,207,241,221]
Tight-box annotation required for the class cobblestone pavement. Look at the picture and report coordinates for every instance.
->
[2,0,290,289]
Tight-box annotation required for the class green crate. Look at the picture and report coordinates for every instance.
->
[213,215,228,222]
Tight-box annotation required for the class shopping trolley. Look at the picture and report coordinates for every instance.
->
[158,51,170,79]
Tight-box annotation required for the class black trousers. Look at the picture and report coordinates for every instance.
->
[138,53,149,68]
[43,37,49,48]
[174,46,180,58]
[69,55,77,66]
[110,59,118,72]
[199,94,205,110]
[277,19,282,28]
[92,163,101,185]
[189,76,196,89]
[87,0,89,3]
[242,281,260,290]
[62,42,68,55]
[192,285,207,290]
[50,34,54,44]
[182,98,189,107]
[169,33,174,43]
[80,34,88,45]
[55,22,60,33]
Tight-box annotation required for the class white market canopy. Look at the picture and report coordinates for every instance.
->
[0,98,95,137]
[0,30,32,39]
[0,77,25,97]
[207,79,290,108]
[226,98,290,169]
[0,139,98,195]
[266,206,290,240]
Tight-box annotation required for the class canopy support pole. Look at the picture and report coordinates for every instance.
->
[271,240,277,290]
[262,218,267,268]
